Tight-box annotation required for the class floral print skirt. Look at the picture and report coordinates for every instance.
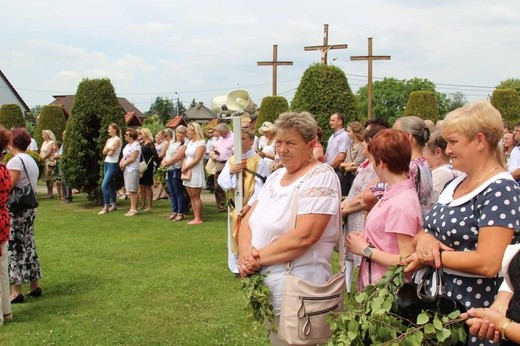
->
[8,209,41,285]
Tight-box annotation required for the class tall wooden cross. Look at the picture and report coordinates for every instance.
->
[257,45,293,96]
[350,37,391,119]
[304,24,348,65]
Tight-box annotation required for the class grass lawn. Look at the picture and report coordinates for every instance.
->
[2,191,268,345]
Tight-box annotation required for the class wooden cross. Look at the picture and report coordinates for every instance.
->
[350,37,391,119]
[304,24,348,65]
[257,45,293,96]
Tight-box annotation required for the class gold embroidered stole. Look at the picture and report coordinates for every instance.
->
[228,154,261,253]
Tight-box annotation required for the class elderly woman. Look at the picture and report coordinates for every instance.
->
[423,131,460,208]
[257,121,277,170]
[503,131,518,165]
[138,128,159,211]
[161,125,187,221]
[405,101,520,346]
[0,127,12,323]
[40,129,56,198]
[238,112,341,343]
[99,123,122,214]
[182,122,206,225]
[393,116,433,214]
[119,128,141,216]
[7,128,41,304]
[347,129,422,290]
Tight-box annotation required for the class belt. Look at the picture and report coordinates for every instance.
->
[217,160,227,164]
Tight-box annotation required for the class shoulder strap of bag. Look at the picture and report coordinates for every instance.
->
[18,157,30,181]
[17,156,35,193]
[285,165,346,273]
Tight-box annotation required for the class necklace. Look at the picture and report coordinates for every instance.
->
[457,165,500,196]
[475,165,500,183]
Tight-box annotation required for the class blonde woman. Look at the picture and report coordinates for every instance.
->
[40,130,56,198]
[138,128,158,211]
[405,101,520,346]
[182,122,206,225]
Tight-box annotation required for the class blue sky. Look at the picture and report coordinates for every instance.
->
[1,0,519,113]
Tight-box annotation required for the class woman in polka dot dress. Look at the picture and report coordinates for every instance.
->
[406,101,520,346]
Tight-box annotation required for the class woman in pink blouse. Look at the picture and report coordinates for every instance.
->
[347,129,422,290]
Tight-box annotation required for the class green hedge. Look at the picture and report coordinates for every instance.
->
[0,104,25,129]
[404,91,440,122]
[61,78,126,203]
[256,96,289,132]
[491,88,520,125]
[291,63,358,142]
[34,105,67,146]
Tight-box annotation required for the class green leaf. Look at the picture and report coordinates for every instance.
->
[416,312,429,325]
[447,310,461,319]
[433,318,443,330]
[424,323,435,334]
[436,328,451,342]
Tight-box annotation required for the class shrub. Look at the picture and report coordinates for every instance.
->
[256,96,289,132]
[491,88,520,125]
[0,104,25,129]
[291,63,358,141]
[34,105,67,146]
[404,91,440,122]
[61,78,126,203]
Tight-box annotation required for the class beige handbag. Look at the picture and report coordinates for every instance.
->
[278,168,345,345]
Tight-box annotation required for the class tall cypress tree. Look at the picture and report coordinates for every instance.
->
[291,63,358,141]
[61,78,125,203]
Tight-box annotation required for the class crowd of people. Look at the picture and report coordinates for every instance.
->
[1,100,520,345]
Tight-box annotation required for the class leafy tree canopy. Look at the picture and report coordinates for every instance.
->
[356,77,454,124]
[146,97,175,125]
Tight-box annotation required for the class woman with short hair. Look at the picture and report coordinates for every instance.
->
[7,128,41,304]
[347,129,422,290]
[238,112,341,343]
[406,101,520,346]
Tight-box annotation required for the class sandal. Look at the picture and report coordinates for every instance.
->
[169,213,177,221]
[172,214,184,222]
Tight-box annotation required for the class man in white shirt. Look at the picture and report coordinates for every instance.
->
[325,113,351,195]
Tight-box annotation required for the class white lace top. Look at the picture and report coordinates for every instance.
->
[249,163,341,314]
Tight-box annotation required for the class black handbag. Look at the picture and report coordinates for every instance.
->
[394,266,466,324]
[8,157,39,212]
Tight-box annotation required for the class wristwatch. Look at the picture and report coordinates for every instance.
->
[363,246,373,259]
